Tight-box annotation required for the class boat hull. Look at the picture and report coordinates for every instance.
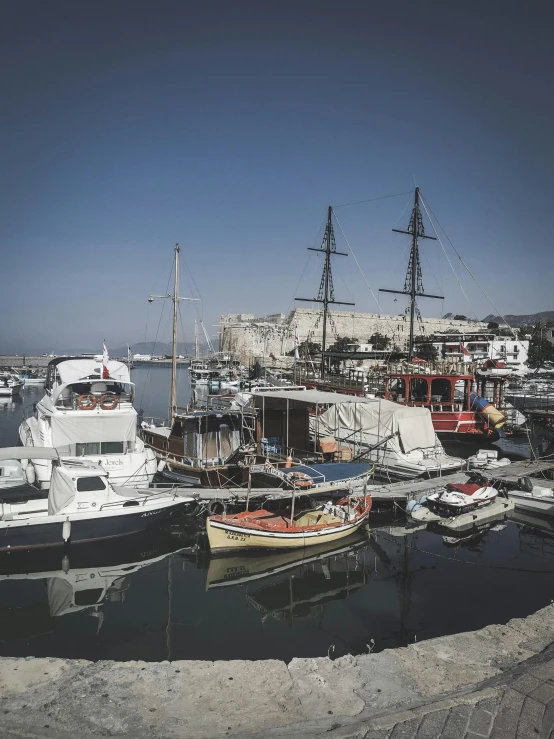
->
[206,510,370,552]
[0,502,184,552]
[508,492,554,514]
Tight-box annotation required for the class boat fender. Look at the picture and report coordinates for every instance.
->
[77,393,97,411]
[99,393,118,410]
[62,555,70,574]
[62,518,71,542]
[157,459,166,473]
[207,500,227,516]
[25,464,36,485]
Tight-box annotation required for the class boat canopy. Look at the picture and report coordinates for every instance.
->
[317,398,437,453]
[50,413,137,447]
[0,446,59,462]
[251,389,371,407]
[47,358,131,387]
[49,461,108,515]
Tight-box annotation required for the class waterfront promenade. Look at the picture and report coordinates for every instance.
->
[1,601,554,738]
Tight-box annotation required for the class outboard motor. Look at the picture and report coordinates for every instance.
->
[518,476,533,493]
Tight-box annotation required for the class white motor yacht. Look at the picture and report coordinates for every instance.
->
[0,373,24,397]
[19,356,158,489]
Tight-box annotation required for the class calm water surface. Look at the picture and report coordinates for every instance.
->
[1,366,554,662]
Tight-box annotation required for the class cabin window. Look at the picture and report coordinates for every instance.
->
[409,378,428,403]
[454,379,469,408]
[388,378,406,401]
[76,476,106,492]
[431,378,451,402]
[75,441,125,456]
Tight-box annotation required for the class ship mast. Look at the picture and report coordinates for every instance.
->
[380,187,442,360]
[296,206,354,378]
[148,244,199,426]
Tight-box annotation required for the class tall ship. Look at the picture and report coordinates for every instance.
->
[19,354,157,489]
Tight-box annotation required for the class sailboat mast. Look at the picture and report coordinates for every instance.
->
[408,188,420,360]
[380,187,441,361]
[321,205,332,378]
[295,205,354,380]
[170,243,180,426]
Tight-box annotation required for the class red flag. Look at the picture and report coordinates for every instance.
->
[102,342,109,379]
[459,342,470,358]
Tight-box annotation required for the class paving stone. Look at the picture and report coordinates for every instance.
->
[511,674,544,696]
[467,707,494,737]
[529,681,554,705]
[364,731,391,739]
[516,696,544,738]
[441,706,471,739]
[529,660,554,683]
[476,693,502,716]
[414,709,449,738]
[541,701,554,738]
[389,717,421,739]
[490,688,525,739]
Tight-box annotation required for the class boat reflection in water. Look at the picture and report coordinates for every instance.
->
[510,509,554,561]
[0,524,198,640]
[205,529,371,623]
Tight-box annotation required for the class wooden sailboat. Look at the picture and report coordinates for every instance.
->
[206,491,372,552]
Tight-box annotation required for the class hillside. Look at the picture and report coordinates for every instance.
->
[483,311,554,327]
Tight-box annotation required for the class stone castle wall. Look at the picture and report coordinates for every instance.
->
[219,308,488,363]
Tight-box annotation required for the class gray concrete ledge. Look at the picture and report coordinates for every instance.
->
[1,602,554,739]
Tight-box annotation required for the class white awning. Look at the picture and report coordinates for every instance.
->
[55,359,131,385]
[251,389,372,405]
[0,447,59,462]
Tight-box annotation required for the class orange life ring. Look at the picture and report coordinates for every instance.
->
[286,471,313,488]
[77,393,97,411]
[99,393,118,410]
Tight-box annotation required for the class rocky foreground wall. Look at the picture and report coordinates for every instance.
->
[1,601,553,738]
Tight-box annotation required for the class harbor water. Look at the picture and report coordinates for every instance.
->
[1,367,554,663]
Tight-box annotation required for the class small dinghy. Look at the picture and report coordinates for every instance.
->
[0,447,194,551]
[206,493,372,552]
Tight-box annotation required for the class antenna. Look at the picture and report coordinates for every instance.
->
[379,187,442,360]
[295,206,354,378]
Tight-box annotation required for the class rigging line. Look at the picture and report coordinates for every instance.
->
[331,209,398,338]
[334,190,414,209]
[286,251,313,314]
[418,197,479,322]
[421,195,521,339]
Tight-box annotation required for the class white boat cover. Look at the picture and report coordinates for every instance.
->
[48,464,78,514]
[316,398,437,453]
[55,359,131,385]
[50,412,137,447]
[0,446,59,461]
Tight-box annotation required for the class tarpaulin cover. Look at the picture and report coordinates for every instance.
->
[51,412,137,447]
[317,398,437,453]
[55,359,130,385]
[47,578,74,617]
[48,465,77,514]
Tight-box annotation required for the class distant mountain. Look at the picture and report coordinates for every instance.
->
[483,311,554,327]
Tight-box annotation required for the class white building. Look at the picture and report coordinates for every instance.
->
[133,354,153,362]
[422,332,529,375]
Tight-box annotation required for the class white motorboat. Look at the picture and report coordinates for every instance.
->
[19,356,158,489]
[506,476,554,515]
[476,359,511,379]
[425,477,499,516]
[467,449,512,471]
[0,373,24,397]
[0,447,194,551]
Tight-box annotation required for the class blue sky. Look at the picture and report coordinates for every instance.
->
[1,0,553,354]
